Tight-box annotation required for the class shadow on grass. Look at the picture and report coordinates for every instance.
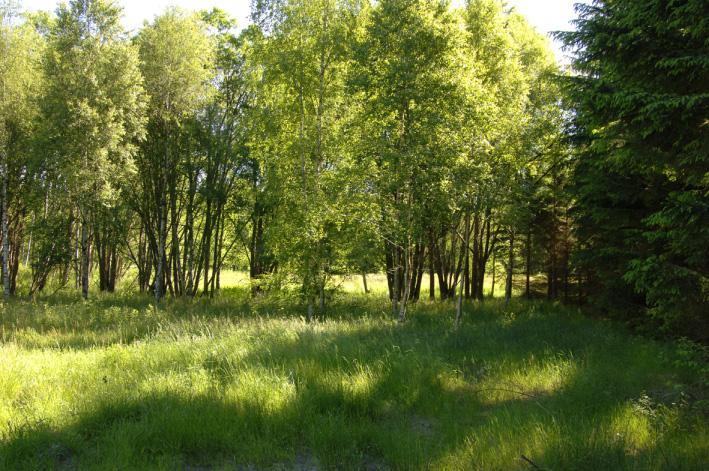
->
[1,301,706,470]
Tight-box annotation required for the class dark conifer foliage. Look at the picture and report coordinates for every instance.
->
[557,0,708,336]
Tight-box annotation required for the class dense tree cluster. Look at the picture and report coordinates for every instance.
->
[557,0,708,338]
[0,0,705,337]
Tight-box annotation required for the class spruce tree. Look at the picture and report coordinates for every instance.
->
[558,0,708,336]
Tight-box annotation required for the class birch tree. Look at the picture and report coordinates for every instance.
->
[252,0,360,319]
[353,0,468,321]
[0,2,43,297]
[137,8,213,302]
[42,0,146,299]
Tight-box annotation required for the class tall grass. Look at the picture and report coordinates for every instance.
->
[0,285,707,469]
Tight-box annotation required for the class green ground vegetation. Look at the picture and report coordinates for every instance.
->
[1,279,707,470]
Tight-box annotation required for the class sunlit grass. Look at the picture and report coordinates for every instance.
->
[327,271,515,298]
[0,287,706,469]
[12,265,523,299]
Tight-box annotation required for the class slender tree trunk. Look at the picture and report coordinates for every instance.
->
[298,54,315,320]
[456,213,470,329]
[471,213,479,300]
[96,227,105,291]
[563,209,570,303]
[412,244,425,301]
[505,230,514,304]
[392,245,399,316]
[9,226,20,295]
[491,250,496,298]
[2,156,9,299]
[434,245,450,301]
[61,209,71,286]
[156,121,173,303]
[155,206,165,304]
[362,272,369,294]
[81,216,90,300]
[216,210,225,296]
[138,224,147,293]
[109,247,118,292]
[210,205,222,297]
[429,235,435,300]
[384,241,394,299]
[164,251,174,297]
[138,221,150,293]
[526,227,531,299]
[169,187,184,296]
[184,167,196,295]
[203,201,212,296]
[563,259,569,302]
[478,215,492,300]
[185,200,194,295]
[307,293,314,323]
[548,182,558,300]
[74,219,80,290]
[24,230,31,268]
[464,214,470,299]
[24,212,33,268]
[250,211,266,296]
[398,243,410,323]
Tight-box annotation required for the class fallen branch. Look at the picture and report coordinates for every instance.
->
[521,454,544,470]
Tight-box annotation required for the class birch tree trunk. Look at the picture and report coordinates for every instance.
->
[429,234,435,299]
[155,206,165,304]
[169,186,183,296]
[392,245,399,316]
[398,243,410,324]
[526,228,531,299]
[75,222,80,290]
[24,212,33,268]
[505,230,515,304]
[203,200,212,296]
[455,213,469,329]
[185,175,195,295]
[81,215,89,300]
[2,153,9,299]
[464,214,470,300]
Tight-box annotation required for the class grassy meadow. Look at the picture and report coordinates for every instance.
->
[0,273,707,470]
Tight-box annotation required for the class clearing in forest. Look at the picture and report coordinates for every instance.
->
[1,290,707,470]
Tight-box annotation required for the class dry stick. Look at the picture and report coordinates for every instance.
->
[520,454,544,470]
